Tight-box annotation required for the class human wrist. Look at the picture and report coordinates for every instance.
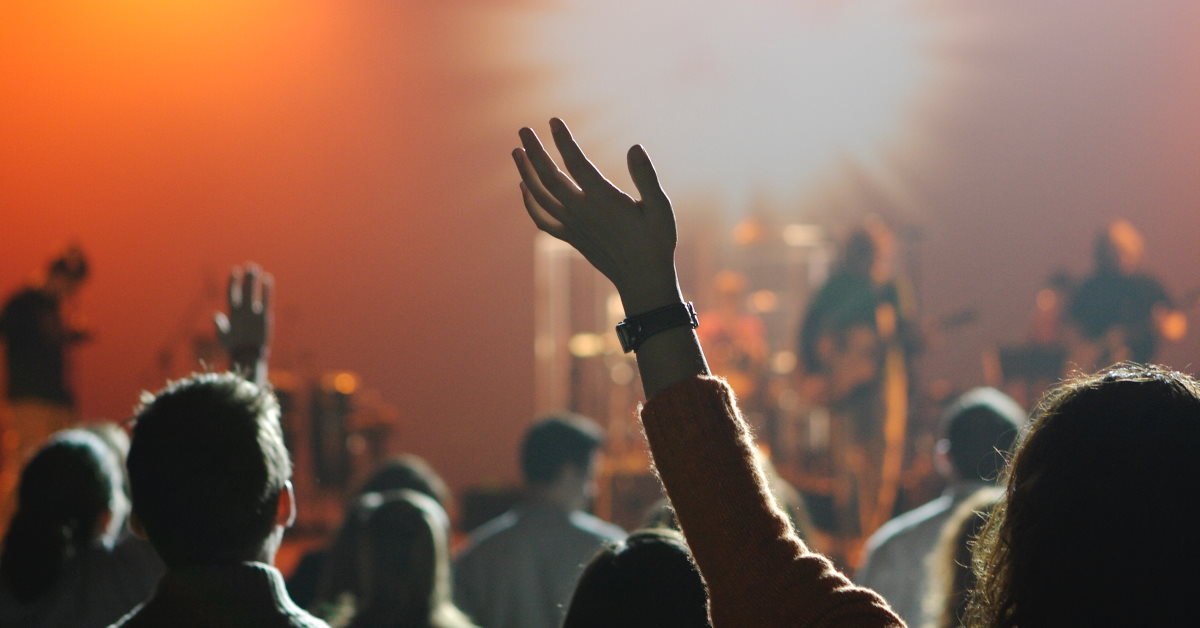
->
[616,302,698,353]
[617,273,684,317]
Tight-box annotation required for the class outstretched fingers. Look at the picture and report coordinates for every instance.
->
[627,145,671,211]
[520,182,569,240]
[258,272,273,315]
[240,264,260,313]
[227,267,242,309]
[514,148,569,222]
[549,118,613,194]
[519,127,581,202]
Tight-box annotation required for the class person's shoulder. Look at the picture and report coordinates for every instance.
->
[864,494,954,553]
[567,510,626,542]
[1129,273,1169,295]
[456,510,521,558]
[1,288,39,316]
[9,288,50,306]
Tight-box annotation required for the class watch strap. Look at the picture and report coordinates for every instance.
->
[615,302,699,353]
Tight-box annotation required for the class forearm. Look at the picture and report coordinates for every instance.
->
[640,377,902,627]
[617,272,710,399]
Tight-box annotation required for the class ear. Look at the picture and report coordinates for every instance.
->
[276,481,296,528]
[128,511,149,540]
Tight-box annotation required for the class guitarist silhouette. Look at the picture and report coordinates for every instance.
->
[1066,220,1186,369]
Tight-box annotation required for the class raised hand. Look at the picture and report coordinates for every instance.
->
[514,118,682,316]
[514,119,708,397]
[214,263,272,385]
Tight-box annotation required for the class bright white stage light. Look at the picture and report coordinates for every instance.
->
[493,0,952,214]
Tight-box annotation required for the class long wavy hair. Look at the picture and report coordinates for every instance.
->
[966,364,1200,627]
[1,430,122,603]
[339,490,477,628]
[925,487,1001,628]
[315,455,452,613]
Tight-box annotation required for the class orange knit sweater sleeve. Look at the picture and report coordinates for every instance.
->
[640,375,904,627]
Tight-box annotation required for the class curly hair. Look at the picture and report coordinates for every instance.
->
[967,364,1200,627]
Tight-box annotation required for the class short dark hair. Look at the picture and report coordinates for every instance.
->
[939,387,1023,482]
[563,528,710,628]
[520,413,603,485]
[127,372,291,567]
[48,245,88,283]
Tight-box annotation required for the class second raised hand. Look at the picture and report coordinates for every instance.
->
[214,263,273,385]
[513,118,683,315]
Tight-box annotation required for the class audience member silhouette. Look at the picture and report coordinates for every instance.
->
[454,413,625,628]
[857,387,1022,625]
[1,246,92,526]
[112,265,327,628]
[562,528,710,628]
[513,118,900,626]
[967,363,1200,627]
[0,429,157,627]
[322,490,476,628]
[300,455,453,612]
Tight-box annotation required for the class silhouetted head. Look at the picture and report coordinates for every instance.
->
[563,528,710,628]
[357,454,451,510]
[83,421,133,501]
[1094,219,1143,275]
[841,228,878,277]
[344,490,475,628]
[127,372,292,568]
[937,388,1024,483]
[840,217,897,282]
[520,413,603,488]
[969,364,1200,627]
[1,429,125,602]
[44,245,88,298]
[318,455,455,606]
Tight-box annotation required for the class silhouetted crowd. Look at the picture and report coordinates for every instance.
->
[2,120,1198,627]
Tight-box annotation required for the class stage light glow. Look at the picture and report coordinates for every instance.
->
[568,332,607,358]
[497,0,951,214]
[332,372,359,395]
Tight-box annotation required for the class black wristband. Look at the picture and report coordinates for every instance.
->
[615,302,699,353]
